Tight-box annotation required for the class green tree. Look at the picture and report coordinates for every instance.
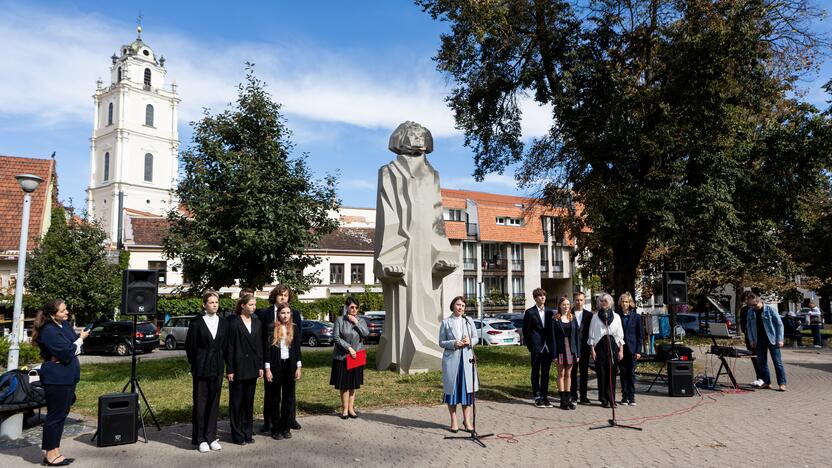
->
[165,64,340,292]
[25,206,123,323]
[419,0,831,297]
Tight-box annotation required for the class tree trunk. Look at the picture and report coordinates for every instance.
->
[611,227,652,303]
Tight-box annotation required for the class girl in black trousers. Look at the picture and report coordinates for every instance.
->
[264,302,301,440]
[225,293,263,445]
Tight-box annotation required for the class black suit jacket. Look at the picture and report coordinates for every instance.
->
[186,314,229,378]
[267,323,302,370]
[523,305,555,354]
[256,306,303,366]
[574,308,593,352]
[225,314,264,380]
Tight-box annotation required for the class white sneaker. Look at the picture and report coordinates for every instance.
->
[198,442,210,453]
[209,439,222,451]
[813,345,822,349]
[751,379,763,387]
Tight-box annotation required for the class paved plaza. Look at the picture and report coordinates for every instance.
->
[2,346,830,467]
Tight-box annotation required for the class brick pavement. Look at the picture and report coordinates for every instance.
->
[1,346,829,467]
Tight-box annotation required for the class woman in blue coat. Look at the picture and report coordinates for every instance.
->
[438,296,478,433]
[31,299,89,466]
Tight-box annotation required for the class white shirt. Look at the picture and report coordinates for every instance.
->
[536,305,549,352]
[573,308,585,327]
[265,323,298,369]
[203,312,219,339]
[242,317,252,333]
[451,315,466,339]
[587,310,624,347]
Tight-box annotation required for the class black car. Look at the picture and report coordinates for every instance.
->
[300,320,334,347]
[82,320,159,356]
[364,315,385,344]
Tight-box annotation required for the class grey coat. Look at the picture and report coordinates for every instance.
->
[332,315,369,361]
[439,316,479,395]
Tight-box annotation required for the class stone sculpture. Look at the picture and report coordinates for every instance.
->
[374,121,458,374]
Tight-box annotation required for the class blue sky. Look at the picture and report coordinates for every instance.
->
[1,0,831,210]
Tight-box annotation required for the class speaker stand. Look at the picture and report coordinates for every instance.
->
[589,316,642,432]
[121,315,161,442]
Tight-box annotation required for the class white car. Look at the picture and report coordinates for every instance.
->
[473,319,521,346]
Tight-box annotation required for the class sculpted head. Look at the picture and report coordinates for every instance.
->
[389,121,433,156]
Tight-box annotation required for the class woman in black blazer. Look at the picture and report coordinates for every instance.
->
[553,296,580,410]
[225,293,263,445]
[264,302,301,440]
[31,299,89,466]
[186,290,229,453]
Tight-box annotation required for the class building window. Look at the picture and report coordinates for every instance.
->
[496,216,522,226]
[107,102,113,125]
[143,68,151,89]
[444,208,463,221]
[350,264,365,285]
[553,246,564,272]
[117,67,122,83]
[103,152,110,181]
[462,242,477,271]
[512,277,524,296]
[148,260,167,285]
[540,245,549,272]
[511,244,524,271]
[144,153,153,182]
[330,263,344,284]
[145,104,154,126]
[463,277,477,300]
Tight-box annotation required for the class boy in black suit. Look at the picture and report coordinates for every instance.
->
[570,291,594,404]
[523,288,555,407]
[186,290,229,452]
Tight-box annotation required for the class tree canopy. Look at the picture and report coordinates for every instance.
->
[25,206,123,323]
[419,0,832,299]
[165,64,340,292]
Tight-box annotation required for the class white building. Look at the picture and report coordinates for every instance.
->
[86,26,180,244]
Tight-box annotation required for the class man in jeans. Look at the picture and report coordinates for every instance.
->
[745,292,787,391]
[738,290,764,387]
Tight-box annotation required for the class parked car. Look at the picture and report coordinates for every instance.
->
[159,315,199,350]
[473,319,521,346]
[363,310,386,318]
[363,315,385,344]
[675,313,700,335]
[495,312,523,321]
[82,320,159,355]
[300,320,334,347]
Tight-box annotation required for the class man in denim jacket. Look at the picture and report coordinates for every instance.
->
[745,292,787,391]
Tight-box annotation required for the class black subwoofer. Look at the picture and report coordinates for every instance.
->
[667,360,694,397]
[97,392,138,447]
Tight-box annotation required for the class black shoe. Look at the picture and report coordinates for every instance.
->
[271,432,284,440]
[282,430,292,439]
[570,394,578,403]
[340,414,349,419]
[534,398,545,408]
[260,424,271,433]
[290,421,302,430]
[235,440,247,446]
[601,401,610,408]
[42,458,71,467]
[579,398,591,405]
[542,398,554,408]
[348,412,358,419]
[246,437,255,443]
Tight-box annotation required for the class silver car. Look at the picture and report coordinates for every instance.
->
[159,315,199,350]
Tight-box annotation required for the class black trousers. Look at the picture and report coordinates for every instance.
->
[262,379,274,430]
[42,383,75,451]
[618,347,637,402]
[192,375,223,445]
[269,359,296,433]
[570,344,591,400]
[595,337,619,405]
[744,336,762,379]
[229,378,257,443]
[530,351,552,399]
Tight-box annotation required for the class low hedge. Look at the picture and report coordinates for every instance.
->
[0,339,42,368]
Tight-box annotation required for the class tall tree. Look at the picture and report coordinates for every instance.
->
[165,65,339,292]
[25,206,123,323]
[419,0,831,297]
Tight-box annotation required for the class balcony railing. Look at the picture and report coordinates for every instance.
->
[540,262,549,272]
[481,259,507,271]
[512,294,526,305]
[511,260,524,272]
[552,261,564,273]
[463,258,477,271]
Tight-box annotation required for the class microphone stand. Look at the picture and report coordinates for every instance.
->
[590,310,642,432]
[445,317,494,447]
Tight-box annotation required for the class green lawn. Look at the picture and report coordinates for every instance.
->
[74,346,662,425]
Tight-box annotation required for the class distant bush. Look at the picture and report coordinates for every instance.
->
[0,339,42,368]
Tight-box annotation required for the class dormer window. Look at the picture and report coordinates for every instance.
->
[142,49,150,56]
[143,68,151,90]
[496,217,522,226]
[145,104,154,126]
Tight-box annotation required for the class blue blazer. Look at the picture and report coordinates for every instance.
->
[37,321,81,385]
[619,311,642,353]
[552,316,580,360]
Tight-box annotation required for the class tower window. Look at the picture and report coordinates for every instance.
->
[103,152,110,181]
[145,104,154,126]
[144,153,153,182]
[143,68,151,89]
[107,102,113,125]
[117,67,122,83]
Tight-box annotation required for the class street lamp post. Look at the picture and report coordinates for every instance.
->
[0,173,43,440]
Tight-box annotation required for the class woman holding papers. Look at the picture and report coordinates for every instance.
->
[439,296,478,433]
[330,297,369,419]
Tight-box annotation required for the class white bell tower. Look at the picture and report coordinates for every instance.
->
[86,25,180,244]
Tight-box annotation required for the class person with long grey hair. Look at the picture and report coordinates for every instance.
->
[587,293,625,408]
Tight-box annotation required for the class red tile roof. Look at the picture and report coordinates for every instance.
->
[313,228,374,252]
[129,216,170,246]
[0,155,57,251]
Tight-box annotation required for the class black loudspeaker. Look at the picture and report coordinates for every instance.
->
[121,269,158,316]
[667,360,694,397]
[97,392,138,446]
[662,271,688,305]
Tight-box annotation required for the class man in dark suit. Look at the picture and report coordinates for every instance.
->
[186,290,229,452]
[523,288,555,407]
[571,291,594,405]
[256,285,303,432]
